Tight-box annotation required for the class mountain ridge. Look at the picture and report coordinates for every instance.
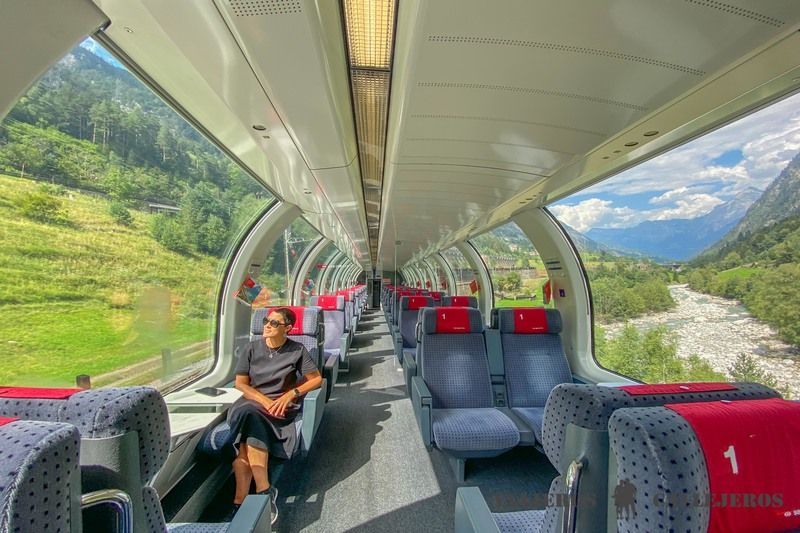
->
[585,188,762,261]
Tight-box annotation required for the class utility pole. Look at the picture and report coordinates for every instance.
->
[284,228,291,304]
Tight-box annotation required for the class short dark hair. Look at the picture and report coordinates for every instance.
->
[267,307,296,327]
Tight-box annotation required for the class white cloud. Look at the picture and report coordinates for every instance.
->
[554,193,724,231]
[549,199,643,232]
[581,94,800,199]
[649,194,723,220]
[554,93,800,231]
[649,187,691,205]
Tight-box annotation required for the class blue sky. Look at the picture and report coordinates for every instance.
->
[551,93,800,232]
[80,39,124,69]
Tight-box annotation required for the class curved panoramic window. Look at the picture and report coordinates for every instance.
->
[550,93,800,398]
[442,247,474,296]
[254,217,319,307]
[471,222,550,308]
[298,241,338,304]
[0,39,274,391]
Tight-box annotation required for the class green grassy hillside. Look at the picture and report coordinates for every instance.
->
[0,174,220,386]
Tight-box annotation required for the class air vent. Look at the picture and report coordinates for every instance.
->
[417,82,648,112]
[428,35,705,76]
[411,113,606,138]
[228,0,301,17]
[683,0,784,27]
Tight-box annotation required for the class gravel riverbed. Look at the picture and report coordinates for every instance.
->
[602,284,799,398]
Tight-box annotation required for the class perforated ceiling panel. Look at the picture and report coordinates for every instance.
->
[378,0,800,269]
[228,0,301,17]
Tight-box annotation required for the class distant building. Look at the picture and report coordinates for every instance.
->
[147,202,181,215]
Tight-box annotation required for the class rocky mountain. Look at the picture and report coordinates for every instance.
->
[715,151,800,246]
[586,188,762,261]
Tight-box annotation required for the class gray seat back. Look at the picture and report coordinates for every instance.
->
[251,306,324,368]
[608,398,800,532]
[418,307,490,409]
[399,296,433,350]
[61,387,170,533]
[442,295,478,308]
[310,295,345,353]
[542,382,780,472]
[0,419,82,532]
[540,382,780,533]
[497,308,571,408]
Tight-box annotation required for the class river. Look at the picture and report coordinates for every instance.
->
[602,284,799,398]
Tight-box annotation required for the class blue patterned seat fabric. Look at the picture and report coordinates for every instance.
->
[442,295,478,308]
[541,381,780,473]
[497,308,571,444]
[0,420,81,533]
[419,307,520,462]
[310,295,346,360]
[609,406,711,532]
[399,296,433,364]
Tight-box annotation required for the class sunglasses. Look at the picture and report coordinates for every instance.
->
[263,319,288,328]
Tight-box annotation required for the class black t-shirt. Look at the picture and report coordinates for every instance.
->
[235,338,318,400]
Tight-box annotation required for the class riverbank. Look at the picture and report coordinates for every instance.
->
[603,284,799,398]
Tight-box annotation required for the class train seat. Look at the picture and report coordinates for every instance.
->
[442,295,478,308]
[608,398,800,532]
[455,381,781,532]
[0,419,83,532]
[0,387,270,532]
[390,290,412,339]
[336,289,356,336]
[410,307,519,482]
[251,306,335,404]
[498,308,571,444]
[396,295,433,365]
[310,295,350,369]
[428,291,443,306]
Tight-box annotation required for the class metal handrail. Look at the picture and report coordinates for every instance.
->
[562,459,585,533]
[81,489,133,533]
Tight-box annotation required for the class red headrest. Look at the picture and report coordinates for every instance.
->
[435,307,472,333]
[337,290,352,301]
[512,307,549,333]
[316,295,342,310]
[0,387,82,399]
[448,296,471,306]
[406,296,429,310]
[619,382,737,396]
[429,291,442,300]
[267,306,307,335]
[665,398,800,532]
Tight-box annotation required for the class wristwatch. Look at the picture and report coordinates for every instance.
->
[293,388,301,398]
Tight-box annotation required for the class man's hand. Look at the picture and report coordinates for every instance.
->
[266,392,296,418]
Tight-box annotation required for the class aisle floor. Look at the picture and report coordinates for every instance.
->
[267,309,556,532]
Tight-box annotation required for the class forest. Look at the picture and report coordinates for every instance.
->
[687,215,800,345]
[0,46,267,259]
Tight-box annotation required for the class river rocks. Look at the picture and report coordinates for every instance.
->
[603,284,799,398]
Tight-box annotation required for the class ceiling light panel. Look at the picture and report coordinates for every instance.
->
[351,69,389,189]
[342,0,395,69]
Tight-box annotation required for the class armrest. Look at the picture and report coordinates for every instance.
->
[300,379,326,451]
[339,334,349,361]
[228,493,271,532]
[411,376,433,447]
[403,353,417,377]
[454,487,501,533]
[394,334,404,363]
[309,347,323,375]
